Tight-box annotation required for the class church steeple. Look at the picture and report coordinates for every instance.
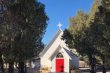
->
[57,22,62,30]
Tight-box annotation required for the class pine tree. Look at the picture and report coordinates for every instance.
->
[1,0,48,73]
[62,0,110,73]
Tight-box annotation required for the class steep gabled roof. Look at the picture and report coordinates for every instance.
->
[63,48,77,58]
[39,29,63,57]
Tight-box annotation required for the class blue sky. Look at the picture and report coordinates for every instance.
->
[39,0,94,44]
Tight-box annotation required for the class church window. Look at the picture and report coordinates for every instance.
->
[56,53,63,58]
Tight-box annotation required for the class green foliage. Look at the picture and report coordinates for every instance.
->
[69,11,88,34]
[63,0,110,70]
[0,0,48,64]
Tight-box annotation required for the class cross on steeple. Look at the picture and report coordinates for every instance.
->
[57,22,62,29]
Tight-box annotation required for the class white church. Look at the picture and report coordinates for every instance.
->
[39,23,79,73]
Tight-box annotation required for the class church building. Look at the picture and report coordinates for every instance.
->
[39,25,79,73]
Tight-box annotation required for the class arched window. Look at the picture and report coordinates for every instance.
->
[56,53,63,58]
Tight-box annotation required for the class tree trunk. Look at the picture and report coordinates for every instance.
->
[24,64,27,73]
[91,64,96,73]
[6,63,8,69]
[102,65,106,73]
[29,60,32,68]
[102,60,106,73]
[15,62,18,69]
[89,55,96,73]
[8,61,14,73]
[18,61,25,73]
[0,52,5,73]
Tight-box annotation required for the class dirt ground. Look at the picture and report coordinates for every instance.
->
[3,67,110,73]
[3,67,40,73]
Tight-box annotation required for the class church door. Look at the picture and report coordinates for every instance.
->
[56,53,64,72]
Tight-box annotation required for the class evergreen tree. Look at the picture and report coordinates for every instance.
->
[1,0,48,73]
[62,0,110,73]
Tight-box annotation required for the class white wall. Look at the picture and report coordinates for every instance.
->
[64,56,69,73]
[51,57,55,72]
[41,58,51,69]
[61,49,70,73]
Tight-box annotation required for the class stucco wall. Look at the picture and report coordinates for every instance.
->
[64,56,69,73]
[51,57,55,72]
[41,58,51,68]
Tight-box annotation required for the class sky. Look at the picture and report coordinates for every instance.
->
[39,0,94,44]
